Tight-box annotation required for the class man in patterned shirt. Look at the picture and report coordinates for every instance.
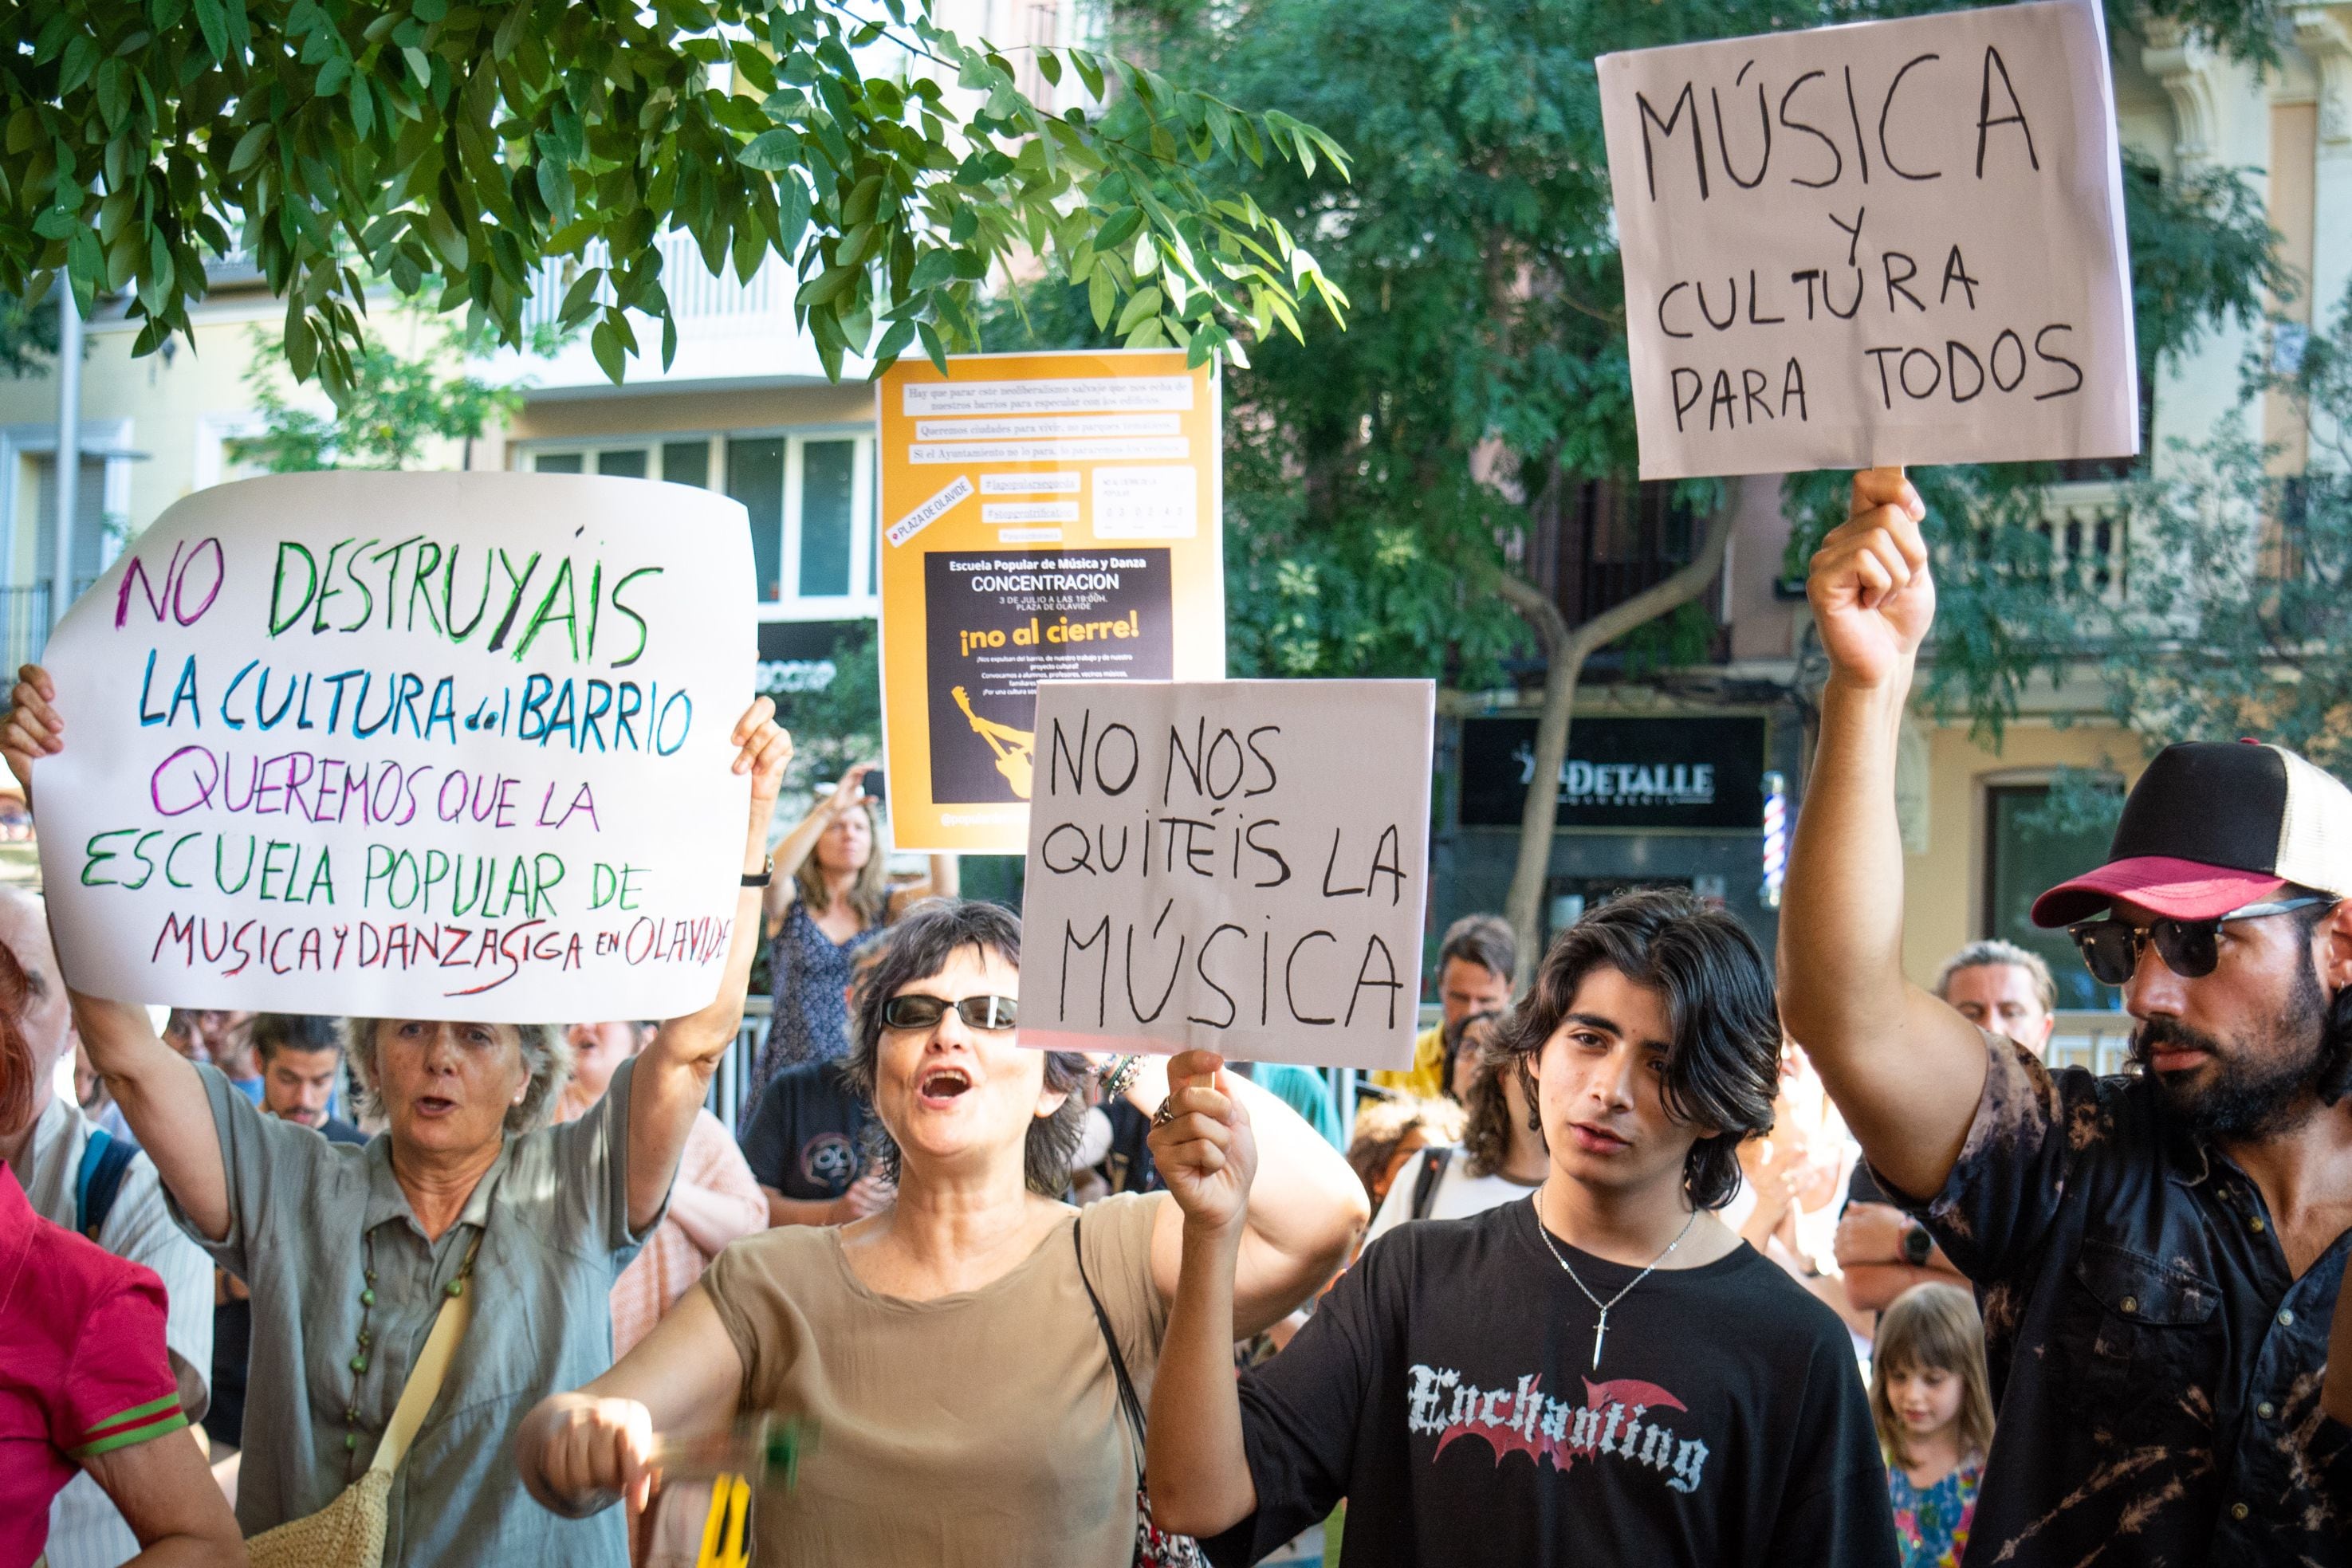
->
[1784,469,2352,1566]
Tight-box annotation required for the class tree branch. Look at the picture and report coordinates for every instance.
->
[1497,480,1742,983]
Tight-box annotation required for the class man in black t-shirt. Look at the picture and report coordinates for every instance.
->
[737,1058,889,1226]
[1143,889,1898,1568]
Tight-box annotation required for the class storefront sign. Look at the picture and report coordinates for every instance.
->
[33,471,757,1020]
[1459,716,1767,830]
[876,350,1226,852]
[1599,0,2137,478]
[1020,679,1434,1070]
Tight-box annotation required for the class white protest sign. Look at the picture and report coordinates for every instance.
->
[1599,0,2138,478]
[1017,679,1434,1070]
[33,471,757,1021]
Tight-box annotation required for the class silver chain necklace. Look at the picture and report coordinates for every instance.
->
[1529,1193,1697,1371]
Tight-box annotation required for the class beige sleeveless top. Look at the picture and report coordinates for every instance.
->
[701,1191,1171,1567]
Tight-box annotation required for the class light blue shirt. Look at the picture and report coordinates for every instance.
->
[171,1059,659,1566]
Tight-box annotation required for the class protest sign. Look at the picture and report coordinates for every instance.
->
[1599,0,2138,478]
[1017,679,1434,1071]
[877,350,1226,853]
[32,471,757,1020]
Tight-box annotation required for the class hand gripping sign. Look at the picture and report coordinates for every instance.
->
[31,471,757,1020]
[1017,679,1435,1071]
[1599,0,2138,478]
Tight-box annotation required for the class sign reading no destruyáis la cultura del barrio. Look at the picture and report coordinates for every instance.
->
[33,471,757,1021]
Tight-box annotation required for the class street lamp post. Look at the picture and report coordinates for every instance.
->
[52,285,83,631]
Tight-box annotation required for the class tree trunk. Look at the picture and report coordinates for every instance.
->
[1496,479,1743,988]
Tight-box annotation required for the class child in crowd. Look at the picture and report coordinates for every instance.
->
[1870,1284,1993,1568]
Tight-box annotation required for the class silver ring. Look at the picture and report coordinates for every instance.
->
[1151,1096,1178,1129]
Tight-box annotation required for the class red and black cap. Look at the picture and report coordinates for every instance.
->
[2030,741,2352,927]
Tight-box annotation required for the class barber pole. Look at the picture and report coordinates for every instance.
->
[1760,772,1787,910]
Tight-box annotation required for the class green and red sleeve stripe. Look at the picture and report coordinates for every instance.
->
[66,1393,189,1460]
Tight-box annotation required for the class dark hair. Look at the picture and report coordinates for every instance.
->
[1438,1007,1497,1104]
[1438,914,1516,984]
[0,942,30,1136]
[1495,887,1779,1209]
[842,899,1090,1197]
[252,1013,346,1065]
[1457,1012,1537,1179]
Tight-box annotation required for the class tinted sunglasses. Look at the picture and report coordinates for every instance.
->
[879,993,1019,1032]
[2067,896,2332,986]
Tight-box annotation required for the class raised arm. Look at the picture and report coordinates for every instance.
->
[2,665,230,1240]
[627,701,792,1234]
[759,764,869,930]
[1779,470,1988,1200]
[1138,1051,1368,1335]
[1143,1055,1260,1537]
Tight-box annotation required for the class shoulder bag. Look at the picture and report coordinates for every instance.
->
[245,1236,481,1568]
[1072,1218,1208,1568]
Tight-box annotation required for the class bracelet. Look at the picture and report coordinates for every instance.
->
[741,853,775,889]
[1097,1054,1143,1100]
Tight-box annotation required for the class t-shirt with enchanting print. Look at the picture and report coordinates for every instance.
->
[1204,1198,1900,1568]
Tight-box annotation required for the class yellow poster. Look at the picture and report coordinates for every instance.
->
[876,350,1225,852]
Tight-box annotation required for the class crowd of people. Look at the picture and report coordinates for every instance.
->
[8,466,2352,1568]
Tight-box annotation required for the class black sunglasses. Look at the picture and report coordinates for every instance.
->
[2067,896,2332,986]
[879,993,1019,1032]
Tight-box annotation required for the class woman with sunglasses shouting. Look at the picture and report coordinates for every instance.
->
[517,898,1368,1566]
[1782,466,2352,1568]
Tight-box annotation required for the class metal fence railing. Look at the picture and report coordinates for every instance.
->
[2047,1007,2135,1077]
[0,584,51,673]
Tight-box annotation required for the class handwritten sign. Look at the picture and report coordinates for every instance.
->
[1017,679,1434,1070]
[33,471,757,1020]
[876,350,1227,854]
[1599,0,2137,478]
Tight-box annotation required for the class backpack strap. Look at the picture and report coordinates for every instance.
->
[1409,1144,1454,1221]
[76,1128,140,1241]
[1072,1217,1148,1480]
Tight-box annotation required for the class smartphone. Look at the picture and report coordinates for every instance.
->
[862,769,887,804]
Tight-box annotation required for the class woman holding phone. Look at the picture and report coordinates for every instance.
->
[750,764,954,1102]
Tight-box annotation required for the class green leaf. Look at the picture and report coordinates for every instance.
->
[1115,285,1161,335]
[917,320,949,374]
[908,248,959,292]
[317,56,350,96]
[590,319,625,383]
[739,129,800,171]
[1094,206,1143,253]
[1071,49,1103,100]
[1088,267,1113,330]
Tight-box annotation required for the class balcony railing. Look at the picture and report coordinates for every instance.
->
[0,586,53,673]
[521,230,789,336]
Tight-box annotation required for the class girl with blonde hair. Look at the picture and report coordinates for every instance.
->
[1871,1283,1996,1568]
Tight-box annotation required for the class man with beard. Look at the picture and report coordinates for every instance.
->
[1780,467,2352,1567]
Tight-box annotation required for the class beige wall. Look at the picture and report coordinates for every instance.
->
[504,382,875,452]
[0,296,482,546]
[1899,716,2146,988]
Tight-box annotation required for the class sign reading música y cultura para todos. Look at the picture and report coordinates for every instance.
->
[1599,0,2137,478]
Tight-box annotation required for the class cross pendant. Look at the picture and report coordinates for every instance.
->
[1591,1311,1609,1370]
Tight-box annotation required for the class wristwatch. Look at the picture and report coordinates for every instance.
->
[741,854,774,889]
[1901,1217,1933,1267]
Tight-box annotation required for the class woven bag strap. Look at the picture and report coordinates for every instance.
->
[367,1234,483,1478]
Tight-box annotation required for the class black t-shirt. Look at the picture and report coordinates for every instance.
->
[1205,1199,1898,1568]
[738,1060,874,1200]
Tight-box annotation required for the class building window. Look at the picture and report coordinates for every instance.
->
[524,430,876,615]
[1981,783,2121,1012]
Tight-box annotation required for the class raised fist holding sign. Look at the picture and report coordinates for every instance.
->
[1807,467,1935,690]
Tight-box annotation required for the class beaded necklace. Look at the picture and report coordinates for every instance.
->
[341,1227,483,1478]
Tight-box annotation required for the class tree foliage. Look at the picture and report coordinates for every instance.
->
[3,0,1348,401]
[226,316,519,470]
[2088,290,2352,774]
